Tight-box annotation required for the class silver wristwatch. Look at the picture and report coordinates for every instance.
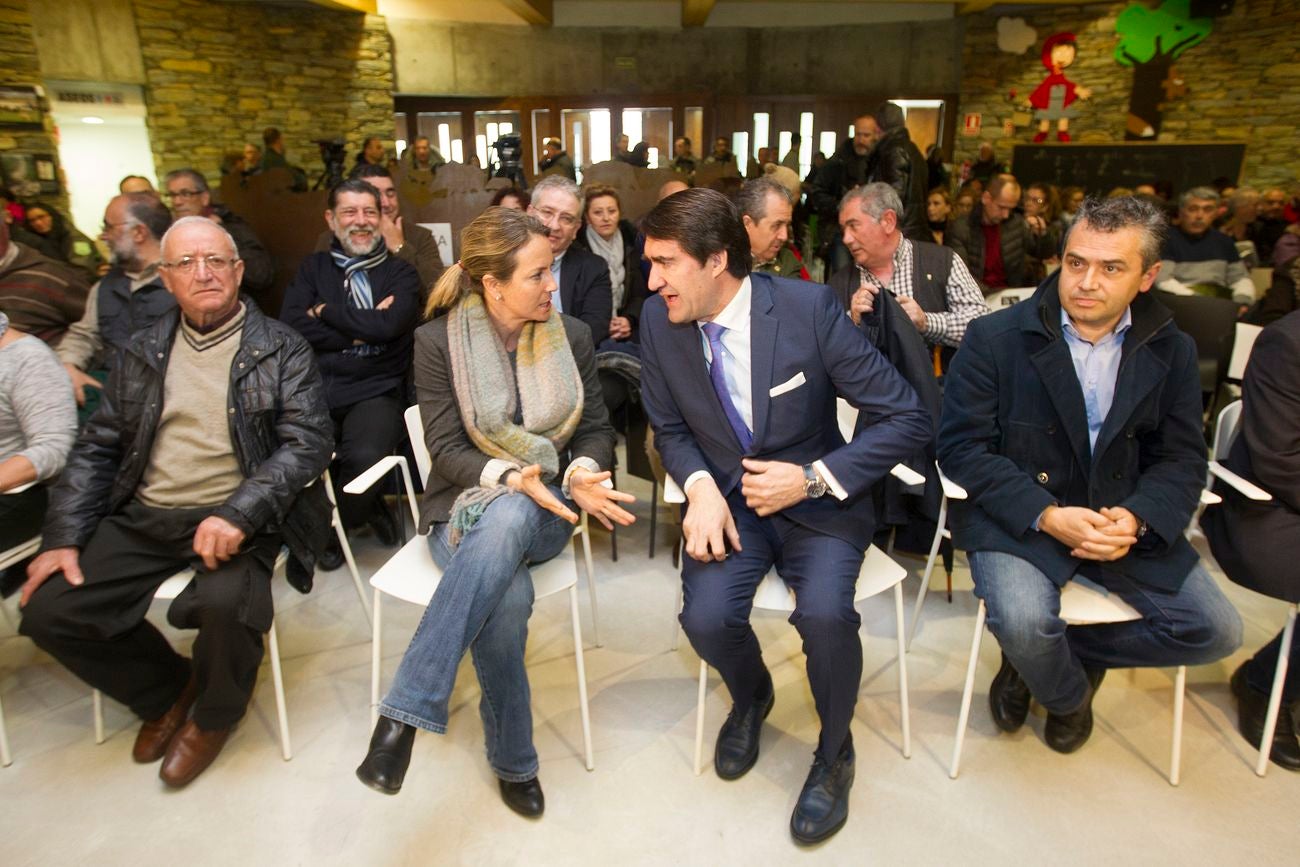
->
[802,464,828,498]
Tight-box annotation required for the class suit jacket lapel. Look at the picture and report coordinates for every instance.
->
[1030,339,1092,472]
[1094,341,1166,458]
[560,254,577,313]
[678,318,739,450]
[749,276,777,451]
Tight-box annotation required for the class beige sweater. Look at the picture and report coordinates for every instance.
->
[137,305,246,509]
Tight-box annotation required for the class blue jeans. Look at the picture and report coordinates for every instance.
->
[379,489,575,781]
[970,551,1242,714]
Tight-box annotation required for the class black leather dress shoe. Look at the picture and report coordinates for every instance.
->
[498,777,545,818]
[1231,662,1300,771]
[356,716,416,794]
[368,507,399,547]
[989,653,1032,733]
[790,740,855,846]
[715,672,775,780]
[317,537,345,573]
[1045,667,1106,754]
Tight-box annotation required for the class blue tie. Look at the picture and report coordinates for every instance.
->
[701,322,753,451]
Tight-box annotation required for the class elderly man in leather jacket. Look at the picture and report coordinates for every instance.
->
[19,217,333,789]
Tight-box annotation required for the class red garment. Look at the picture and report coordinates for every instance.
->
[1029,71,1078,111]
[790,245,811,281]
[981,223,1007,289]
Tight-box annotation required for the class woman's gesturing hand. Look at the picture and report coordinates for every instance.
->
[569,469,637,531]
[506,464,579,524]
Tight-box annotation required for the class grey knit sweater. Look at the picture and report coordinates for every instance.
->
[0,313,78,483]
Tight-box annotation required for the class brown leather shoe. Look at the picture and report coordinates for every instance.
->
[133,674,199,763]
[159,720,232,788]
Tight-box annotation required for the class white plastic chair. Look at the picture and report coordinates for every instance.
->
[91,549,292,760]
[322,465,372,625]
[660,475,912,775]
[1204,400,1293,777]
[950,576,1188,785]
[0,519,41,768]
[345,404,597,771]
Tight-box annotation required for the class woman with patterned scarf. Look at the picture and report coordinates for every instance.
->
[355,207,636,815]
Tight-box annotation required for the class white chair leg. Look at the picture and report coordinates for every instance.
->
[694,660,708,776]
[579,522,601,648]
[671,583,683,652]
[267,621,291,761]
[893,582,911,759]
[335,517,371,626]
[949,600,987,779]
[1169,664,1185,786]
[908,494,948,651]
[0,693,11,767]
[371,587,383,726]
[93,689,105,745]
[1256,604,1297,777]
[568,586,594,771]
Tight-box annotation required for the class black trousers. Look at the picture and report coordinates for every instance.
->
[1246,629,1300,703]
[1,483,47,550]
[679,487,865,760]
[330,391,405,530]
[19,501,281,729]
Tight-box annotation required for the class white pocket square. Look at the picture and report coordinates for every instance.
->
[769,371,806,397]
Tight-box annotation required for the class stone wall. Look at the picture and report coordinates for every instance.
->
[955,0,1300,190]
[0,0,70,213]
[132,0,395,184]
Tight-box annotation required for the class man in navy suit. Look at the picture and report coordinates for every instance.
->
[639,189,930,844]
[526,175,612,346]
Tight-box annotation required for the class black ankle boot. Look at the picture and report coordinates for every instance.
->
[356,716,416,794]
[498,777,545,817]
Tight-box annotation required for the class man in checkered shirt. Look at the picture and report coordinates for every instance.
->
[827,182,987,367]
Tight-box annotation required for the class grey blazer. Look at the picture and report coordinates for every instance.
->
[413,311,616,531]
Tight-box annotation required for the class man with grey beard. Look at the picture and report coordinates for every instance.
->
[57,192,174,413]
[281,179,421,555]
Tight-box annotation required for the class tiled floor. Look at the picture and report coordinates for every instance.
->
[2,469,1297,866]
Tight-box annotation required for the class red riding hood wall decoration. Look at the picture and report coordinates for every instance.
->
[1028,32,1093,143]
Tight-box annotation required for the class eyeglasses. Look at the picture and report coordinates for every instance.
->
[1026,196,1046,204]
[161,255,239,273]
[533,207,579,228]
[164,189,204,201]
[101,220,138,233]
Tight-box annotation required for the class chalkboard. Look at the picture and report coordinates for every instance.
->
[1010,142,1245,197]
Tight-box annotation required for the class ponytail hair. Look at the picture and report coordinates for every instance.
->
[424,206,550,319]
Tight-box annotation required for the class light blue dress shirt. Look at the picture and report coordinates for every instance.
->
[1061,305,1132,452]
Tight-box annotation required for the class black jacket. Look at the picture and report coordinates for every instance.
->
[556,245,614,347]
[1202,310,1300,602]
[945,204,1055,293]
[865,126,930,243]
[280,249,421,409]
[827,265,943,528]
[571,219,648,339]
[938,276,1206,591]
[807,137,870,221]
[41,301,334,571]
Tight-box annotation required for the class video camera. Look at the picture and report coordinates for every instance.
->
[313,138,348,191]
[490,133,526,189]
